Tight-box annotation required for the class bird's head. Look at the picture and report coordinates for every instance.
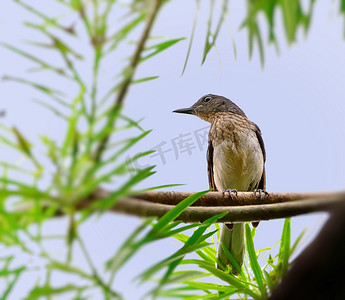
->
[173,94,245,122]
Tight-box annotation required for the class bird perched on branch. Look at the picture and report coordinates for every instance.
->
[173,94,266,273]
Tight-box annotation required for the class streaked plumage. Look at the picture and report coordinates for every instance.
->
[173,94,266,272]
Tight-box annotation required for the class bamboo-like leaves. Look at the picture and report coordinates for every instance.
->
[220,242,246,278]
[132,75,159,84]
[241,0,316,66]
[0,0,317,299]
[0,262,25,300]
[149,219,304,299]
[277,217,291,276]
[180,259,260,299]
[0,43,68,77]
[14,0,77,35]
[105,191,210,280]
[245,224,267,298]
[24,23,83,60]
[181,0,200,75]
[106,13,146,53]
[141,38,186,62]
[2,76,68,108]
[201,0,228,65]
[138,211,227,296]
[290,227,307,256]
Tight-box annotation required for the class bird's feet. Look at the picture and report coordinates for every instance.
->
[222,189,238,201]
[253,189,269,200]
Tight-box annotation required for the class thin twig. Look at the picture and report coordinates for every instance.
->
[94,0,162,162]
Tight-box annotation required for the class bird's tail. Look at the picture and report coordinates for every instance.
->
[217,223,244,274]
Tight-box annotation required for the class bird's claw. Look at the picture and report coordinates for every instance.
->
[222,189,238,201]
[253,189,269,200]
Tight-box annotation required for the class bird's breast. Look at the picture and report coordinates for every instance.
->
[212,129,264,192]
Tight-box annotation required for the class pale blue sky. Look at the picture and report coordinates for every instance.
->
[1,0,345,299]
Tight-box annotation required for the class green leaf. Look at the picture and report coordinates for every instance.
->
[256,24,265,68]
[132,76,159,84]
[181,259,261,299]
[278,218,291,275]
[263,270,275,291]
[280,0,300,43]
[0,162,36,176]
[202,0,215,64]
[0,135,21,152]
[105,217,156,273]
[150,190,210,234]
[46,260,93,281]
[290,226,306,255]
[26,284,87,299]
[0,43,68,77]
[61,100,82,158]
[2,76,68,106]
[138,241,211,282]
[182,281,233,292]
[144,212,227,297]
[174,234,216,264]
[33,99,69,120]
[11,127,42,171]
[152,224,198,240]
[107,13,146,53]
[14,0,76,35]
[79,147,155,203]
[181,0,200,75]
[141,38,186,62]
[245,223,267,298]
[0,267,25,300]
[165,270,209,284]
[119,114,145,132]
[24,22,83,60]
[93,166,156,209]
[220,242,246,278]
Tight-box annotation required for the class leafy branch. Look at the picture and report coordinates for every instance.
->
[2,0,345,299]
[93,0,163,162]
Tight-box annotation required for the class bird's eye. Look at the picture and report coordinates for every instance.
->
[203,96,211,103]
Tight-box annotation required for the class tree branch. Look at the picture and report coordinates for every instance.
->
[133,190,334,206]
[15,190,345,222]
[87,189,345,223]
[94,0,162,161]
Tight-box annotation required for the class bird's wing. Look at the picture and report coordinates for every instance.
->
[254,125,266,190]
[207,140,217,191]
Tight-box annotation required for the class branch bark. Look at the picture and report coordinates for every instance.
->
[89,189,345,223]
[134,190,333,206]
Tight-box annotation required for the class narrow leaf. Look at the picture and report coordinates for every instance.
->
[245,223,267,297]
[181,0,200,75]
[141,38,186,62]
[150,190,210,233]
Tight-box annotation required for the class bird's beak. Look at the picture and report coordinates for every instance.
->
[172,107,195,115]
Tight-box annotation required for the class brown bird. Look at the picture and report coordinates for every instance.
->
[173,94,266,272]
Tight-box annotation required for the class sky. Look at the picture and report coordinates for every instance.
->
[1,0,345,299]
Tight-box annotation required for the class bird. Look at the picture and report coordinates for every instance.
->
[173,94,266,273]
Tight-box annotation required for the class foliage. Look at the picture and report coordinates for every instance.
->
[0,0,181,298]
[135,218,306,299]
[0,0,340,298]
